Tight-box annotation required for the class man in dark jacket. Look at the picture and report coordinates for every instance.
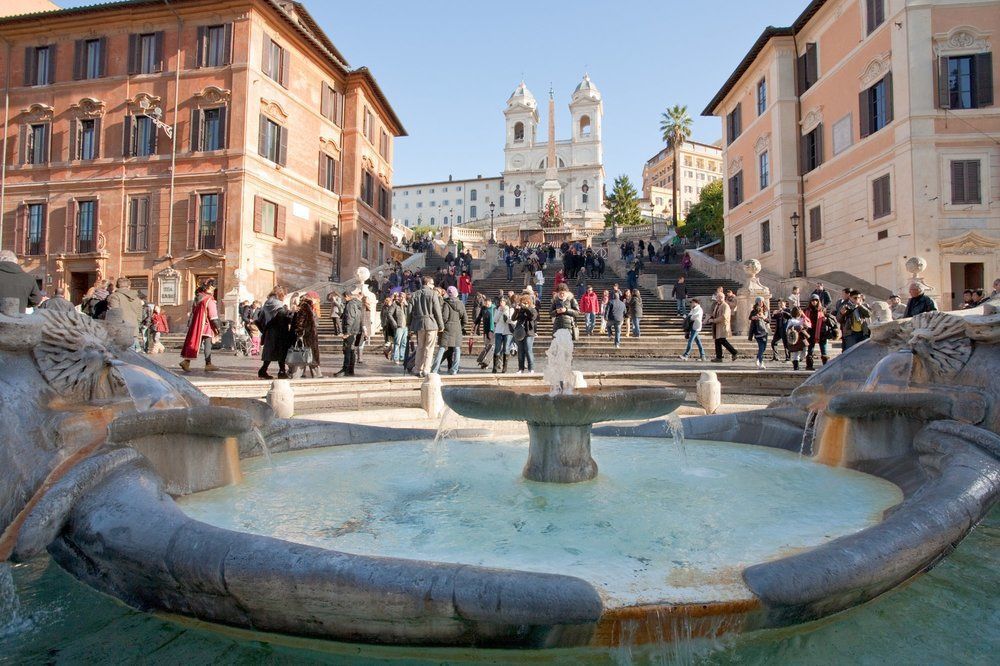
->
[903,283,937,318]
[671,276,688,318]
[107,277,145,347]
[433,286,467,375]
[407,276,444,377]
[810,282,832,308]
[628,290,643,338]
[0,250,42,313]
[335,291,363,376]
[605,293,627,349]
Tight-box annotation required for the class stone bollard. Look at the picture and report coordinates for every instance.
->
[267,379,294,419]
[696,371,722,415]
[1,297,21,316]
[422,372,444,418]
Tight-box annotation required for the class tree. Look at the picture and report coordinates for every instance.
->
[678,180,724,242]
[540,195,563,228]
[604,175,643,228]
[659,104,693,226]
[410,225,437,239]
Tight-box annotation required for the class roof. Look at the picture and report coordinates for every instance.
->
[347,67,407,137]
[701,0,829,116]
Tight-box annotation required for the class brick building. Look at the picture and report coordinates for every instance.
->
[0,0,404,323]
[704,0,998,306]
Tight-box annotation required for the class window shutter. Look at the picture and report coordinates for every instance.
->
[276,204,287,240]
[280,49,290,88]
[278,126,288,166]
[127,34,139,75]
[154,31,165,72]
[73,40,85,80]
[258,114,267,156]
[806,43,818,86]
[99,38,108,77]
[14,204,26,255]
[734,103,742,137]
[885,72,894,123]
[866,0,876,35]
[736,172,743,204]
[196,26,206,67]
[968,160,981,203]
[150,121,158,155]
[320,84,330,119]
[65,199,76,253]
[18,125,27,164]
[223,23,233,65]
[42,124,51,163]
[333,159,339,193]
[128,197,138,250]
[39,204,48,254]
[799,133,808,175]
[46,44,56,84]
[215,192,226,249]
[937,57,951,108]
[23,47,34,86]
[336,91,344,126]
[951,161,965,204]
[253,195,263,233]
[190,108,201,151]
[217,107,228,149]
[318,151,326,187]
[93,118,102,158]
[796,53,806,95]
[69,118,78,160]
[261,33,271,77]
[859,88,871,138]
[187,193,198,249]
[974,52,993,107]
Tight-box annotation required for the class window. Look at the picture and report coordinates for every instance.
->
[127,196,150,252]
[809,206,822,242]
[26,203,46,255]
[320,83,344,125]
[379,130,389,159]
[363,108,375,143]
[75,119,99,160]
[761,220,771,254]
[73,38,106,80]
[361,171,375,207]
[125,115,157,157]
[77,200,96,253]
[128,33,163,75]
[950,160,981,205]
[728,171,743,209]
[470,189,477,201]
[457,216,462,224]
[872,174,891,219]
[378,186,390,218]
[262,35,289,87]
[580,115,591,137]
[939,54,993,109]
[759,151,769,189]
[261,199,277,236]
[470,205,477,218]
[258,115,286,165]
[734,234,743,262]
[199,24,232,67]
[500,195,505,207]
[801,124,824,173]
[757,78,767,115]
[797,43,819,93]
[25,123,49,164]
[684,156,692,166]
[378,242,385,265]
[25,46,54,86]
[514,121,524,141]
[860,74,893,137]
[199,193,220,248]
[726,103,742,144]
[192,107,227,151]
[866,0,885,35]
[362,231,370,260]
[319,153,337,192]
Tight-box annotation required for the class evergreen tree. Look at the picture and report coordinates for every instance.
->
[604,175,643,228]
[678,180,724,241]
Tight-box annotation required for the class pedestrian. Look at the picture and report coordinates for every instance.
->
[628,288,643,338]
[407,276,444,378]
[887,294,906,320]
[180,284,221,373]
[327,291,343,335]
[672,276,688,318]
[748,297,770,369]
[811,282,832,308]
[513,292,537,373]
[626,264,638,290]
[0,250,43,313]
[837,290,872,351]
[786,306,809,370]
[551,282,580,338]
[334,291,362,377]
[81,279,110,318]
[37,285,75,312]
[290,296,322,378]
[725,289,738,321]
[492,296,513,374]
[770,299,791,362]
[580,284,599,335]
[148,305,169,354]
[107,277,145,349]
[903,283,937,318]
[534,265,545,302]
[802,295,829,369]
[679,297,707,361]
[458,271,473,306]
[681,252,692,276]
[788,286,801,309]
[256,286,293,379]
[385,292,409,364]
[433,286,466,375]
[605,291,626,348]
[708,292,738,362]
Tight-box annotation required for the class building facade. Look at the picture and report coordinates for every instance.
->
[0,0,404,323]
[704,0,999,307]
[391,175,502,229]
[641,140,724,218]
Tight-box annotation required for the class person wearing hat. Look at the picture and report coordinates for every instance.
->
[432,286,466,375]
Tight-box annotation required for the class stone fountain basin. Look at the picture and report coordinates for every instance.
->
[441,386,686,425]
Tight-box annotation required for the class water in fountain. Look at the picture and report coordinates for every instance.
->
[799,410,819,460]
[543,329,576,396]
[431,407,455,449]
[665,412,688,466]
[253,428,273,466]
[0,563,27,638]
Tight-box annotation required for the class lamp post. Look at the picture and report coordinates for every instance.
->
[790,211,803,277]
[488,201,496,244]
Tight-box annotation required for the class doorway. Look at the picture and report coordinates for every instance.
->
[949,262,984,309]
[70,271,97,304]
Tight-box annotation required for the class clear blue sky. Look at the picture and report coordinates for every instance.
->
[60,0,809,186]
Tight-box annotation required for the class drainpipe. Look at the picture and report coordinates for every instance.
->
[792,32,808,278]
[163,0,182,261]
[0,36,11,247]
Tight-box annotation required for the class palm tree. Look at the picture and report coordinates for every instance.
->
[659,105,693,226]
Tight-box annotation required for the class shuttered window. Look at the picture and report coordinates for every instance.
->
[258,115,287,165]
[198,24,232,67]
[860,73,893,138]
[320,83,344,125]
[760,220,771,254]
[199,193,221,249]
[26,203,46,256]
[320,220,337,255]
[756,78,766,115]
[76,118,99,160]
[73,38,106,80]
[865,0,885,35]
[128,32,164,75]
[24,45,55,86]
[734,234,743,262]
[728,171,743,209]
[758,151,769,189]
[124,115,158,157]
[319,153,336,192]
[26,123,50,164]
[726,103,742,145]
[801,124,823,173]
[191,107,226,151]
[252,196,285,240]
[77,200,97,253]
[872,174,891,219]
[950,160,981,205]
[938,53,993,109]
[127,196,150,252]
[361,171,375,207]
[797,43,819,94]
[809,206,822,242]
[262,34,290,87]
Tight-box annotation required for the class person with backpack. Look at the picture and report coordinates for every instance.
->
[802,295,830,369]
[838,290,872,351]
[748,297,771,369]
[679,297,707,361]
[474,296,496,369]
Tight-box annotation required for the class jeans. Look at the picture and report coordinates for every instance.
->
[433,346,461,375]
[676,298,687,317]
[535,285,543,302]
[584,312,596,334]
[842,332,867,351]
[609,321,622,346]
[683,331,705,357]
[492,333,509,372]
[808,339,828,359]
[631,316,641,337]
[517,336,535,371]
[460,293,469,306]
[756,336,768,363]
[392,326,408,362]
[506,264,513,281]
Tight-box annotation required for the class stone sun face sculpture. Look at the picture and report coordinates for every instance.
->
[32,310,127,401]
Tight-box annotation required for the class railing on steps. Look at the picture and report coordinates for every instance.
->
[685,249,854,301]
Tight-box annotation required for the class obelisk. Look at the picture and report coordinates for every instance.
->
[540,86,562,216]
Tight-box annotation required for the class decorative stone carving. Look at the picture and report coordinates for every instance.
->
[859,52,892,88]
[361,155,375,172]
[31,310,127,401]
[319,137,340,155]
[801,107,823,133]
[260,98,288,120]
[194,86,232,105]
[934,26,990,56]
[728,156,743,174]
[734,259,771,336]
[127,92,162,113]
[20,103,54,122]
[939,231,1000,256]
[69,97,106,118]
[754,133,771,155]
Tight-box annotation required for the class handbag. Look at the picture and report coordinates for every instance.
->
[286,336,313,366]
[513,323,527,342]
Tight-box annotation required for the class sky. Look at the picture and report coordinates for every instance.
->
[59,0,811,186]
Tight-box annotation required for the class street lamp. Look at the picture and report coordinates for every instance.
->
[790,211,803,277]
[488,201,496,244]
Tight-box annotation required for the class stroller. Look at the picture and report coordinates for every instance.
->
[231,321,252,356]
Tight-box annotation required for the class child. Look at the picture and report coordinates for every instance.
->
[149,305,169,354]
[247,322,262,357]
[786,306,810,371]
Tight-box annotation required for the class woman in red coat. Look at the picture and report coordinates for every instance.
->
[458,272,473,307]
[180,284,221,372]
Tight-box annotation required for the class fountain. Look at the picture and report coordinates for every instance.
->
[442,330,686,482]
